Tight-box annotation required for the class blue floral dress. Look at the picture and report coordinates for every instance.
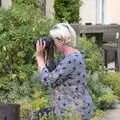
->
[39,53,93,120]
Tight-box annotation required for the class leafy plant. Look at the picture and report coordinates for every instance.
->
[77,37,118,110]
[77,37,102,73]
[0,0,55,103]
[103,72,120,98]
[54,0,82,23]
[92,110,104,120]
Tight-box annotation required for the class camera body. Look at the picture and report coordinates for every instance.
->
[34,36,54,49]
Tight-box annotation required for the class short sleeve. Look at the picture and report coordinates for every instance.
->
[39,57,75,87]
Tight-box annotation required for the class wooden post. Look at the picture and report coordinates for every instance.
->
[0,104,20,120]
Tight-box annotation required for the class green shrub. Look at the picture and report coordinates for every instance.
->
[12,0,36,6]
[0,0,55,103]
[92,110,104,120]
[31,109,104,120]
[77,37,102,72]
[54,0,82,23]
[16,91,50,118]
[97,89,118,110]
[103,72,120,98]
[77,37,118,110]
[36,106,82,120]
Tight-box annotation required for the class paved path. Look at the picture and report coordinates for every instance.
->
[102,109,120,120]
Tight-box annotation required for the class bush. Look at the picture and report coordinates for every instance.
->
[16,91,51,118]
[12,0,36,6]
[54,0,82,23]
[97,89,118,110]
[103,72,120,98]
[77,37,118,110]
[92,110,104,120]
[32,105,82,120]
[0,0,55,103]
[77,37,102,73]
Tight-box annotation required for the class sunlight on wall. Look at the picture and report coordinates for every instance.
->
[106,0,120,24]
[1,0,12,9]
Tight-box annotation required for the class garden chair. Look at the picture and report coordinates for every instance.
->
[102,29,120,72]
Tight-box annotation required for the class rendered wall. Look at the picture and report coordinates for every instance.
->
[1,0,12,9]
[105,0,120,24]
[80,0,97,24]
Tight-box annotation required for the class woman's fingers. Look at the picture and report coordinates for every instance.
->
[36,40,40,51]
[43,41,46,49]
[36,40,46,52]
[39,40,43,48]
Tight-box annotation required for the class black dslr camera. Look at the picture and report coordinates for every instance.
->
[34,36,54,49]
[35,36,56,71]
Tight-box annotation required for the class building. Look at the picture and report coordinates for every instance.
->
[1,0,120,24]
[0,0,12,9]
[81,0,120,24]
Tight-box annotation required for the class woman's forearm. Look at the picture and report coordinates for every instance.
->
[37,57,46,71]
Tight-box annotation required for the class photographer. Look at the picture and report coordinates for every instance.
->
[36,23,93,120]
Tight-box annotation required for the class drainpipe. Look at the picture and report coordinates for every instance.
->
[96,0,98,24]
[101,0,104,24]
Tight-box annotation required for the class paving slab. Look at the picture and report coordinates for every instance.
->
[102,109,120,120]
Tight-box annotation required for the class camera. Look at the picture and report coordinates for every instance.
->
[34,36,55,71]
[34,36,54,49]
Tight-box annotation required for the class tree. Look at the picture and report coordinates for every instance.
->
[54,0,82,23]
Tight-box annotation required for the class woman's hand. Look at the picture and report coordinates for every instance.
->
[36,40,46,71]
[36,40,46,58]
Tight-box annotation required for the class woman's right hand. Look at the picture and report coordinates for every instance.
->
[36,40,46,71]
[36,40,46,59]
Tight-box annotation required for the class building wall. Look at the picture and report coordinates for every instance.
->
[80,0,120,24]
[1,0,12,9]
[105,0,120,24]
[80,0,97,24]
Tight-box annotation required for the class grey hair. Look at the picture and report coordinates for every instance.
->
[49,23,77,47]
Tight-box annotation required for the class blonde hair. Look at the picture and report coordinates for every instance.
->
[50,23,77,47]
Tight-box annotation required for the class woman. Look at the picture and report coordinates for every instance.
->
[36,23,93,120]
